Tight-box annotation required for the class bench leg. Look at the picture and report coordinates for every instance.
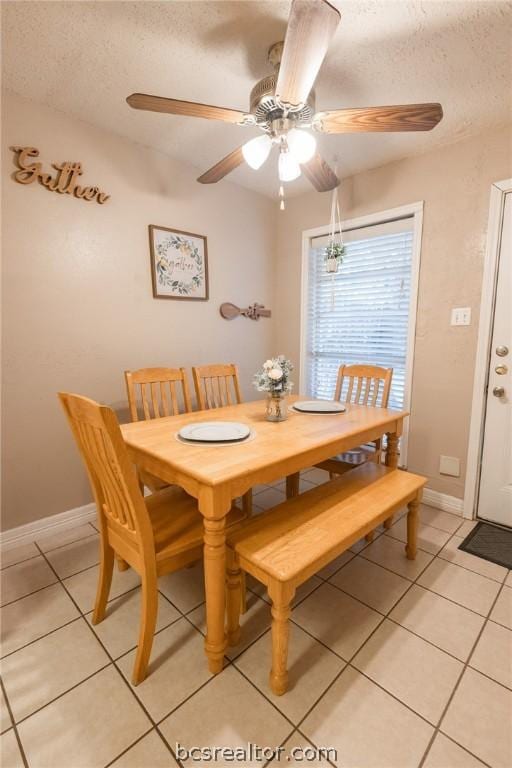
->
[406,497,420,560]
[226,549,242,647]
[268,581,295,696]
[365,530,375,543]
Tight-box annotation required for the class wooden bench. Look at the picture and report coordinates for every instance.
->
[226,462,426,695]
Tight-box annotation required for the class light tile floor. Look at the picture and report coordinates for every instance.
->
[1,470,511,768]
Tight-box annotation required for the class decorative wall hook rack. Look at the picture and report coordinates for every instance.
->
[220,302,271,321]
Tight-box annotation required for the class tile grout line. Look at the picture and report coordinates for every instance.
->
[233,550,437,741]
[30,542,185,768]
[0,676,30,768]
[0,524,99,569]
[325,534,507,620]
[37,530,99,557]
[2,501,506,767]
[290,575,509,671]
[416,557,510,767]
[430,732,494,768]
[12,656,113,727]
[294,727,338,768]
[1,578,60,610]
[288,518,480,739]
[1,614,82,661]
[1,583,181,663]
[101,726,161,768]
[1,553,46,572]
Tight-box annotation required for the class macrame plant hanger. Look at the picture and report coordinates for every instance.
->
[325,169,344,310]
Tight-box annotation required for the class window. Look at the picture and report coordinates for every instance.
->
[301,205,422,462]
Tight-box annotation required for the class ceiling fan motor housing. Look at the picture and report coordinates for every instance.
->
[249,41,316,129]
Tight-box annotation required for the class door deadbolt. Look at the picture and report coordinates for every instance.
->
[493,386,505,397]
[495,365,508,375]
[496,345,509,357]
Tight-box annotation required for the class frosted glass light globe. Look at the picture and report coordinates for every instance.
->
[242,135,272,170]
[278,150,301,182]
[287,129,317,164]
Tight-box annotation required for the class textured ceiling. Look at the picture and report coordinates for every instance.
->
[2,0,511,198]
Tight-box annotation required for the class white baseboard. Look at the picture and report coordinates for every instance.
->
[1,502,97,551]
[422,487,464,515]
[0,484,465,552]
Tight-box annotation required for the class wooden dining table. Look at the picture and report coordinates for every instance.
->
[121,395,408,674]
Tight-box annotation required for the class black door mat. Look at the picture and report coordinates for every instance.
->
[458,521,512,570]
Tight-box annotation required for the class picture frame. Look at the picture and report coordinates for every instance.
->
[148,225,209,301]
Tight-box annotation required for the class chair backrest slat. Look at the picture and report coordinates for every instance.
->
[334,364,393,409]
[59,392,153,552]
[125,367,192,422]
[150,382,160,418]
[193,364,242,411]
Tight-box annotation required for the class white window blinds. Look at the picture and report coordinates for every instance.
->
[305,217,415,410]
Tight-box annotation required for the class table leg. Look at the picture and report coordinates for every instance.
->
[384,431,400,528]
[201,487,232,675]
[203,515,228,674]
[286,473,300,499]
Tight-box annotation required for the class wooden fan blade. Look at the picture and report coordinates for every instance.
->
[301,153,339,192]
[314,103,443,133]
[197,147,245,184]
[126,93,247,124]
[276,0,340,111]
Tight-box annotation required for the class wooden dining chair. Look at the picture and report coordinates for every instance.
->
[59,391,244,686]
[192,363,242,410]
[124,367,192,492]
[315,364,394,537]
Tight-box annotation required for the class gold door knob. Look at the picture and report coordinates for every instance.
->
[495,365,508,375]
[493,386,505,397]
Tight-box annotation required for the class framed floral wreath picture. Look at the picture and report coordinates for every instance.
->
[149,225,209,301]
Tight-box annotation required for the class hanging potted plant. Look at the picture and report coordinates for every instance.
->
[323,183,345,274]
[324,241,345,273]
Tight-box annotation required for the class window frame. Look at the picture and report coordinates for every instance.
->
[299,201,424,467]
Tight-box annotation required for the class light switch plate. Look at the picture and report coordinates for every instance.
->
[451,307,471,326]
[439,455,460,477]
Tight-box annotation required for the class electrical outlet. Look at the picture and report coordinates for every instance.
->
[451,307,471,326]
[439,455,460,477]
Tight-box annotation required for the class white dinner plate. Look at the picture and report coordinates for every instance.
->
[178,421,251,443]
[293,400,346,414]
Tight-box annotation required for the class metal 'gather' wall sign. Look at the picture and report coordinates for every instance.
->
[10,146,110,204]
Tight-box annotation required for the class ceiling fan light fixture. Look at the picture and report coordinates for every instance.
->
[278,149,301,182]
[242,134,272,170]
[287,128,316,164]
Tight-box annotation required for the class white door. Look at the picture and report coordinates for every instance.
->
[478,192,512,526]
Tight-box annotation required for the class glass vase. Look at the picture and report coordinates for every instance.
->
[266,393,287,422]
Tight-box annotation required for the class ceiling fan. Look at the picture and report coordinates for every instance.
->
[127,0,443,192]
